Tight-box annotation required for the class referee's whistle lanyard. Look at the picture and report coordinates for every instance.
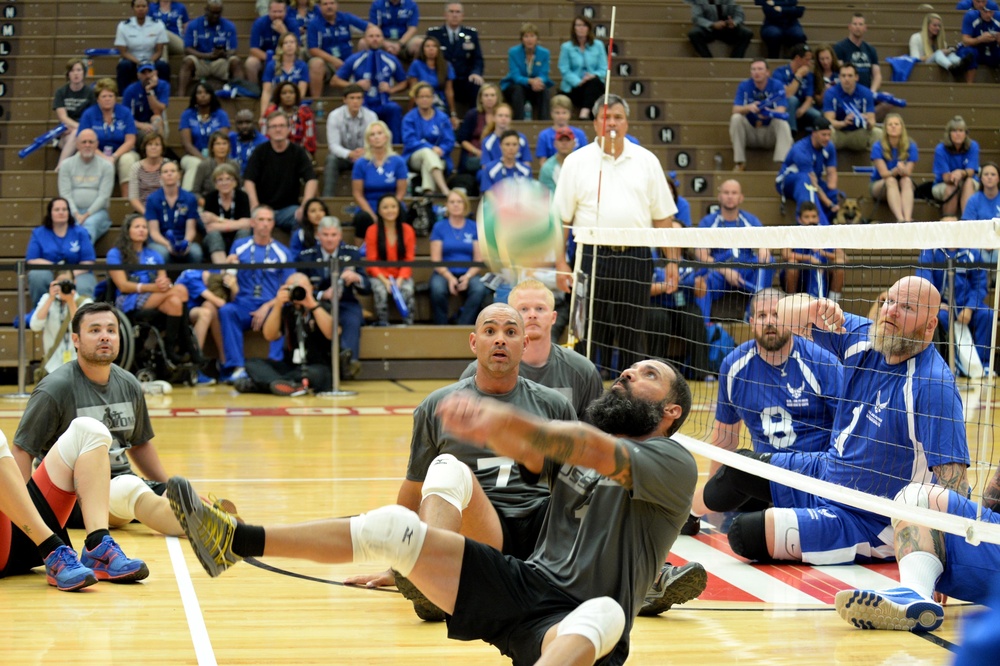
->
[249,242,273,298]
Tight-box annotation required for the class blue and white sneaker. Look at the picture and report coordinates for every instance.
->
[81,535,150,582]
[221,367,247,384]
[196,371,217,386]
[45,545,97,591]
[835,587,943,632]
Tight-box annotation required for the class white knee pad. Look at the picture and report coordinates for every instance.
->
[892,483,932,529]
[109,474,154,522]
[0,435,11,460]
[556,597,625,660]
[770,508,802,561]
[421,454,474,513]
[56,417,112,470]
[350,505,428,577]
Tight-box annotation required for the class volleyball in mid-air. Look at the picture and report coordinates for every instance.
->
[476,178,563,271]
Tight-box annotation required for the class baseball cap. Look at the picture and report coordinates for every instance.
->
[555,127,574,141]
[812,116,831,131]
[137,61,155,73]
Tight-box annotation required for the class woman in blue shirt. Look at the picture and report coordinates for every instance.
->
[402,82,456,196]
[500,22,554,121]
[428,190,487,325]
[557,16,606,119]
[178,81,231,191]
[871,113,919,223]
[351,120,409,239]
[76,78,139,190]
[26,198,97,306]
[934,116,981,218]
[407,37,456,120]
[259,32,310,125]
[144,160,203,263]
[964,162,1000,266]
[107,214,201,364]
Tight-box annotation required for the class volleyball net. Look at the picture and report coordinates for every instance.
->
[568,218,1000,546]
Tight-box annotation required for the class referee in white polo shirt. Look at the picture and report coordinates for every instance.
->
[553,94,678,375]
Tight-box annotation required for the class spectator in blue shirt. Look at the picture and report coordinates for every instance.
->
[258,32,309,124]
[772,44,821,133]
[934,115,982,217]
[535,94,588,167]
[402,82,456,196]
[369,0,421,60]
[558,16,606,119]
[76,78,140,190]
[333,25,409,141]
[478,130,532,194]
[822,62,881,153]
[180,0,243,97]
[246,0,301,84]
[729,58,793,171]
[351,120,409,238]
[776,117,840,225]
[121,61,170,140]
[870,113,918,222]
[755,0,806,59]
[500,23,554,121]
[149,0,190,56]
[479,103,532,168]
[144,161,204,264]
[178,81,231,191]
[307,0,370,99]
[229,109,268,175]
[961,0,1000,76]
[429,190,487,325]
[963,162,1000,267]
[26,198,97,306]
[407,37,457,121]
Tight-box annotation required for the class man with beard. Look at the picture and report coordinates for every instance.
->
[703,277,970,566]
[167,357,697,665]
[685,289,842,532]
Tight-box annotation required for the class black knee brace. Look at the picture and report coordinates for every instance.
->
[728,511,773,562]
[702,450,774,513]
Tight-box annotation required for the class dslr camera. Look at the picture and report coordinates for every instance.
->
[58,280,75,295]
[286,285,307,302]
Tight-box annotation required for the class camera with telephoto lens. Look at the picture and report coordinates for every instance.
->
[58,280,75,295]
[286,285,307,302]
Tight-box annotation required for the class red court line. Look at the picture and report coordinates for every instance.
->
[666,552,759,603]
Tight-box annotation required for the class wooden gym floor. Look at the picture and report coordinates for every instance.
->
[0,378,990,665]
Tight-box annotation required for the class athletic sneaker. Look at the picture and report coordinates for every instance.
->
[394,570,447,622]
[233,377,257,393]
[45,545,98,591]
[209,495,243,524]
[680,514,702,536]
[638,561,708,616]
[196,371,217,386]
[81,536,150,582]
[166,476,241,577]
[270,379,308,397]
[835,587,944,632]
[140,379,172,395]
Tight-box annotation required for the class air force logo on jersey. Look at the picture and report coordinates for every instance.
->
[866,390,891,427]
[786,381,809,407]
[69,240,81,254]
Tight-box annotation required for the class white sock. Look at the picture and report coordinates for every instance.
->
[897,551,943,600]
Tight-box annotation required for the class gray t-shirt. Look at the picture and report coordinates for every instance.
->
[461,344,603,417]
[527,436,697,663]
[14,362,154,478]
[407,376,577,518]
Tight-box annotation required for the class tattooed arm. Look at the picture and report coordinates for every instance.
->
[436,391,633,488]
[931,462,970,497]
[984,466,1000,512]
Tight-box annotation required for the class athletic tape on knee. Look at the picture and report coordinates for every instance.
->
[769,508,802,561]
[421,454,474,512]
[56,417,112,470]
[892,483,932,529]
[109,474,153,522]
[350,505,427,577]
[556,597,626,660]
[0,437,11,460]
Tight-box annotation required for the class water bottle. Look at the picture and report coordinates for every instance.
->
[713,153,723,171]
[523,100,533,120]
[315,100,325,122]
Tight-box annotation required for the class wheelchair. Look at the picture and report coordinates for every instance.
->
[112,305,201,386]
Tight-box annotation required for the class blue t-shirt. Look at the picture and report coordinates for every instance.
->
[430,217,477,276]
[962,7,1000,45]
[121,79,171,124]
[963,189,1000,221]
[478,159,532,193]
[480,131,532,167]
[175,268,212,309]
[307,11,368,60]
[697,210,765,263]
[822,83,875,132]
[351,154,408,213]
[369,0,419,41]
[106,246,163,313]
[179,107,231,152]
[401,108,456,170]
[230,237,293,302]
[184,15,239,52]
[869,141,919,182]
[26,225,96,264]
[716,337,843,455]
[772,64,815,104]
[229,131,269,174]
[674,195,692,227]
[335,49,406,108]
[812,313,969,499]
[149,1,189,36]
[733,77,788,127]
[778,135,838,182]
[77,104,137,153]
[535,125,589,160]
[933,140,980,183]
[407,59,455,110]
[833,38,879,89]
[249,14,300,53]
[262,58,310,85]
[144,188,200,240]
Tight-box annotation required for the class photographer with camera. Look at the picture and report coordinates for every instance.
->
[234,273,334,396]
[29,270,93,380]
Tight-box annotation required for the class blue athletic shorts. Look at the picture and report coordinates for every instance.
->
[936,492,1000,605]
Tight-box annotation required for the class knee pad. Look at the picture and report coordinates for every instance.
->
[350,505,427,577]
[109,474,154,522]
[728,511,772,562]
[556,597,625,660]
[421,454,474,513]
[56,417,112,470]
[892,483,932,530]
[0,436,11,460]
[768,508,801,560]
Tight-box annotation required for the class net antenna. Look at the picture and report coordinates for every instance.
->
[566,5,616,354]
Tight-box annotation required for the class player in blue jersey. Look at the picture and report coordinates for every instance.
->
[776,117,839,225]
[707,277,970,565]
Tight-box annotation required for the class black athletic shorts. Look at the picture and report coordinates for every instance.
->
[0,479,73,578]
[497,500,549,561]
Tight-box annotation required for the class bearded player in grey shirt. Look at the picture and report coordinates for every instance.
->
[168,357,698,665]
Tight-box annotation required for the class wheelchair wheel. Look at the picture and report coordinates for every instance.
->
[112,307,136,372]
[135,367,157,383]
